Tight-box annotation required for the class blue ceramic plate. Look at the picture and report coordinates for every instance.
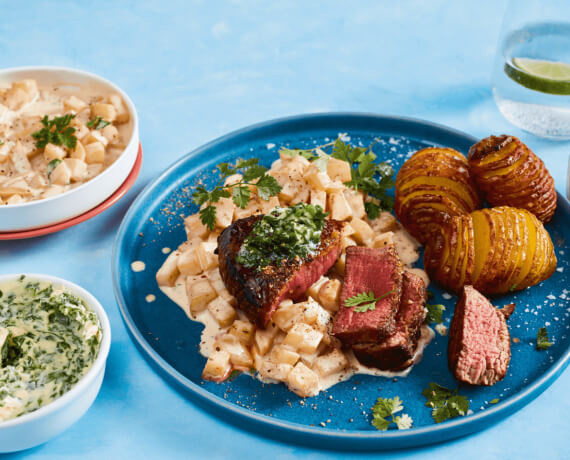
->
[113,113,570,450]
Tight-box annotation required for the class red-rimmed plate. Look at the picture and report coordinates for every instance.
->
[0,144,142,240]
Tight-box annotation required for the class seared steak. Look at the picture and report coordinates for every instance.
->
[448,285,513,386]
[352,271,427,370]
[218,215,344,327]
[332,246,403,344]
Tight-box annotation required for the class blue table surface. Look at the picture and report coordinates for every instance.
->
[1,1,569,458]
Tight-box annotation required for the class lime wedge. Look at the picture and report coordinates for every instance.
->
[505,57,570,95]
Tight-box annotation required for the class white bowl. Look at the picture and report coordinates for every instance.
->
[0,273,111,453]
[0,66,139,232]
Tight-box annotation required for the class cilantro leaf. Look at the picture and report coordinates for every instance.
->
[371,416,392,431]
[422,382,469,423]
[536,327,553,350]
[371,396,412,431]
[344,289,396,313]
[209,187,231,203]
[242,164,268,182]
[394,413,413,430]
[279,147,314,160]
[235,158,259,169]
[217,162,235,177]
[86,116,110,130]
[255,174,281,200]
[312,148,329,172]
[426,303,446,324]
[232,185,251,209]
[192,186,211,206]
[364,201,381,220]
[199,205,217,231]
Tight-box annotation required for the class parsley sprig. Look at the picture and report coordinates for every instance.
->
[192,159,282,230]
[344,289,396,313]
[422,383,469,423]
[371,396,413,431]
[536,327,553,350]
[86,116,110,130]
[31,114,77,150]
[280,135,395,219]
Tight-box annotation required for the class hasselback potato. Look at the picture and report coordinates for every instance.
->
[424,206,557,294]
[468,135,557,223]
[395,147,482,243]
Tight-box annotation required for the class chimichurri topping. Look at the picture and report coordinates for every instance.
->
[0,277,102,422]
[236,203,328,270]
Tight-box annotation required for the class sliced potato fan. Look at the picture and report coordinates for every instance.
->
[424,206,556,294]
[395,147,482,243]
[468,135,557,223]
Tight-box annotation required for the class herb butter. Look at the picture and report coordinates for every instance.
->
[236,203,328,269]
[0,277,101,422]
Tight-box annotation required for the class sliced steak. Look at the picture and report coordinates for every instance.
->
[352,270,427,370]
[218,215,344,327]
[448,285,514,386]
[332,246,403,344]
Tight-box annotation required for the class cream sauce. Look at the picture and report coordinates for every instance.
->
[131,261,146,272]
[160,273,434,395]
[0,78,133,205]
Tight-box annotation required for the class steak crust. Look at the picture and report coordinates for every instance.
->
[352,271,427,370]
[217,215,344,327]
[448,285,513,386]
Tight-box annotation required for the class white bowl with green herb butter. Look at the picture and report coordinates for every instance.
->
[0,274,111,453]
[0,66,139,232]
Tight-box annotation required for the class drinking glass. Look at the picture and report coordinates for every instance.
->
[492,0,570,140]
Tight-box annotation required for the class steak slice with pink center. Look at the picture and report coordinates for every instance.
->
[352,270,427,370]
[218,215,344,327]
[448,285,514,386]
[332,246,403,344]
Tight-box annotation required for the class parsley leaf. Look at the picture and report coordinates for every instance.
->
[371,396,412,431]
[422,383,469,423]
[86,116,110,130]
[31,114,77,150]
[426,303,446,324]
[191,158,282,230]
[232,185,251,209]
[198,205,217,231]
[344,289,396,313]
[46,159,62,180]
[280,135,396,218]
[536,327,553,350]
[255,174,281,200]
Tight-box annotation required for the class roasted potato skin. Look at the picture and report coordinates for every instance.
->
[468,135,557,223]
[395,147,482,243]
[424,206,557,294]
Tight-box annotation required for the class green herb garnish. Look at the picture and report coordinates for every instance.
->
[235,203,327,270]
[281,135,395,219]
[192,158,282,230]
[536,327,553,350]
[86,116,110,130]
[371,396,413,431]
[344,289,396,313]
[46,159,62,180]
[422,383,469,423]
[31,114,77,150]
[426,303,446,324]
[489,398,499,404]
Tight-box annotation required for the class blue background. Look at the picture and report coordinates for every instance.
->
[1,1,569,458]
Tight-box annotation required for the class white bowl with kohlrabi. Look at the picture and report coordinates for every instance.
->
[0,273,111,452]
[0,66,139,231]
